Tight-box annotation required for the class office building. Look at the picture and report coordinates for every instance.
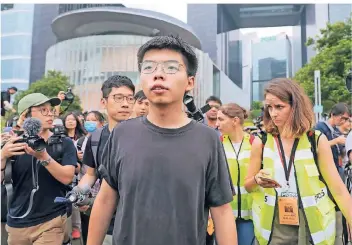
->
[45,5,237,110]
[1,4,34,91]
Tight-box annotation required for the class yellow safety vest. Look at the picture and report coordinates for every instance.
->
[252,131,336,245]
[222,134,253,220]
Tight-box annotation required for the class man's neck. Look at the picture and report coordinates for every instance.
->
[229,127,244,143]
[107,118,119,132]
[206,118,217,129]
[40,129,53,141]
[147,102,190,129]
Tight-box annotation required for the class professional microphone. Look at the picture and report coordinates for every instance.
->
[15,118,46,152]
[23,118,42,136]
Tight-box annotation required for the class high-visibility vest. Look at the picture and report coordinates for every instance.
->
[222,134,253,220]
[252,131,336,245]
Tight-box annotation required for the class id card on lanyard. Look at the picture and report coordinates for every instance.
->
[275,136,300,226]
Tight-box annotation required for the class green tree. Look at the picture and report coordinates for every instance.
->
[13,70,82,115]
[294,17,352,112]
[251,101,263,110]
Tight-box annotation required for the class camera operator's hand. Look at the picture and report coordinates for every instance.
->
[1,136,27,159]
[57,91,65,101]
[24,145,50,161]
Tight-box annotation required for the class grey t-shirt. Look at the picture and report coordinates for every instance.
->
[101,116,234,245]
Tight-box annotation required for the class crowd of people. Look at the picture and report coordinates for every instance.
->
[1,35,351,245]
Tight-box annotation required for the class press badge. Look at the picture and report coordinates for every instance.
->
[278,196,299,226]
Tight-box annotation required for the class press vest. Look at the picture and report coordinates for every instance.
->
[252,131,336,245]
[222,134,253,220]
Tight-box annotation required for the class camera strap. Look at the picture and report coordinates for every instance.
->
[8,157,40,219]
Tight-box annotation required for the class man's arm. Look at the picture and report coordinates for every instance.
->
[78,166,98,188]
[87,180,118,245]
[211,204,237,245]
[25,145,75,185]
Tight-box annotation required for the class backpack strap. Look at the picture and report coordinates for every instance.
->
[3,158,14,214]
[260,133,267,169]
[76,136,86,150]
[307,129,338,207]
[249,134,255,145]
[90,127,105,178]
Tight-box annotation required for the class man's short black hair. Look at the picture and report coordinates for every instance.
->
[330,103,350,117]
[137,35,198,77]
[101,75,135,98]
[8,86,17,91]
[206,95,222,106]
[134,90,147,101]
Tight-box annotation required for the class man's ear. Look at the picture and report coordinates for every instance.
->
[185,76,195,93]
[101,98,107,110]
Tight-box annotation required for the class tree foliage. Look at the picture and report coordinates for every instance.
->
[295,17,352,111]
[13,70,82,114]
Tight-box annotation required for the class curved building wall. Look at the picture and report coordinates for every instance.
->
[1,4,34,91]
[45,34,213,111]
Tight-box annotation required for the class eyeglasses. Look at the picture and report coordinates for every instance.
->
[341,116,350,122]
[140,61,184,74]
[31,107,56,116]
[106,94,135,104]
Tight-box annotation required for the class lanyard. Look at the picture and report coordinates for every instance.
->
[229,137,244,161]
[274,136,299,187]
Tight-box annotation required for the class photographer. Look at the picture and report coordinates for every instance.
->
[1,93,77,245]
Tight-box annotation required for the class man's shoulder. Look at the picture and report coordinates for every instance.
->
[315,121,329,133]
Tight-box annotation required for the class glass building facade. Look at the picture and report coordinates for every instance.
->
[251,34,292,102]
[45,35,214,111]
[328,4,352,24]
[1,4,34,91]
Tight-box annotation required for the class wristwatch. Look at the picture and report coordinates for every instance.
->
[40,157,52,167]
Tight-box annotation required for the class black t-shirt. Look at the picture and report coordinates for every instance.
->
[1,91,10,116]
[101,117,234,245]
[7,136,77,228]
[82,125,115,235]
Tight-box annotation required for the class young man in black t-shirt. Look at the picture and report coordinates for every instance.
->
[88,36,237,245]
[1,93,77,245]
[77,75,135,245]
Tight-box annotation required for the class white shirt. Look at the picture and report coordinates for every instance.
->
[273,141,298,197]
[232,143,241,155]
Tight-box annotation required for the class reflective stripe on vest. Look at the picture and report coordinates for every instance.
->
[252,131,336,245]
[222,134,253,220]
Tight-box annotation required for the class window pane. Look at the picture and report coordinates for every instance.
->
[1,35,32,56]
[1,59,30,80]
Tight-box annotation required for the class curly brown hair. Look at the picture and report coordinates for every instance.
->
[263,78,315,138]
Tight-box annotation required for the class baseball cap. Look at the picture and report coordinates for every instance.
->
[18,93,61,116]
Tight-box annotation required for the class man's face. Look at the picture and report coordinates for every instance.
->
[334,112,350,127]
[206,101,221,120]
[140,49,194,106]
[8,89,16,95]
[101,86,134,123]
[134,98,149,117]
[29,102,55,130]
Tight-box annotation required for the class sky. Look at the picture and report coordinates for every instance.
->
[120,2,293,37]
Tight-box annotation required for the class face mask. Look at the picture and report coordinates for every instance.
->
[84,121,97,133]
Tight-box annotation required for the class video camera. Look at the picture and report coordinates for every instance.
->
[183,94,211,122]
[48,119,67,145]
[14,118,46,152]
[63,87,74,102]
